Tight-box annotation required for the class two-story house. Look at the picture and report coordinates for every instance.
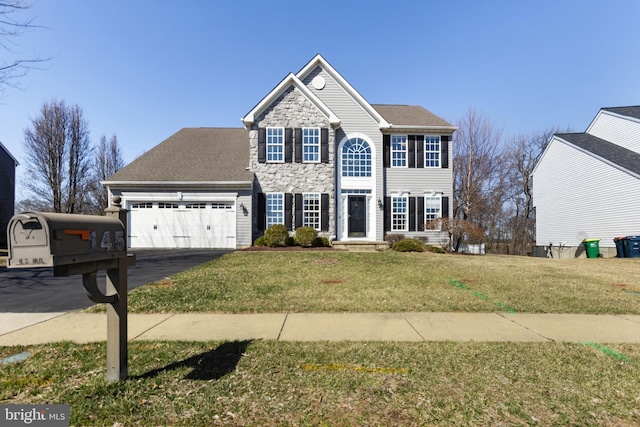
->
[104,55,455,249]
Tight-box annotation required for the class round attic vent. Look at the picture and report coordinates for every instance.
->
[312,76,325,90]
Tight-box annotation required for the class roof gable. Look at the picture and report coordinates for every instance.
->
[601,106,640,121]
[242,71,340,128]
[296,54,390,129]
[104,128,253,184]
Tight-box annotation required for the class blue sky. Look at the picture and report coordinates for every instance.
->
[2,0,639,191]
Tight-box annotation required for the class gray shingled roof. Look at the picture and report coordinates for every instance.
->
[602,106,640,120]
[558,132,640,176]
[105,128,253,183]
[372,104,454,128]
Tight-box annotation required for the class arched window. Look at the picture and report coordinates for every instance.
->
[341,138,371,177]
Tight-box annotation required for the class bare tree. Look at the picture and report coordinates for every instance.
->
[453,109,508,251]
[87,134,124,213]
[22,99,93,213]
[0,1,48,96]
[503,128,565,255]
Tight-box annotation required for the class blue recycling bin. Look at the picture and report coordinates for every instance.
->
[614,236,626,258]
[622,236,640,258]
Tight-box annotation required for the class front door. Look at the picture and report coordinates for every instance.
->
[348,195,366,237]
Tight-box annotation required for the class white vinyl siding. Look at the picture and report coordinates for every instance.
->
[587,112,640,154]
[533,139,640,248]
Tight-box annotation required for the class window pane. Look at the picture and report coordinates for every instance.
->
[342,138,372,177]
[425,136,440,167]
[425,196,441,221]
[303,193,321,230]
[303,128,320,163]
[266,193,284,227]
[267,128,284,162]
[392,196,407,231]
[391,135,407,167]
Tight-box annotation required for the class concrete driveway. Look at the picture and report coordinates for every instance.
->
[0,249,232,312]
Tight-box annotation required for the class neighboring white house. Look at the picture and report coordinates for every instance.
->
[103,54,456,249]
[532,106,640,258]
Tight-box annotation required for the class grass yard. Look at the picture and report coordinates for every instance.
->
[2,340,640,426]
[123,251,640,314]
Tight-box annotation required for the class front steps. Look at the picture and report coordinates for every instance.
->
[331,240,389,252]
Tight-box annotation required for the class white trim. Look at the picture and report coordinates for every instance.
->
[387,125,458,131]
[391,134,408,168]
[266,127,285,163]
[302,192,321,230]
[242,72,340,127]
[102,181,252,187]
[391,195,409,232]
[296,54,390,129]
[265,192,285,228]
[586,108,640,134]
[121,192,238,202]
[302,127,321,163]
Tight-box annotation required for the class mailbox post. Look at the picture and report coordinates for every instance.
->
[7,196,135,382]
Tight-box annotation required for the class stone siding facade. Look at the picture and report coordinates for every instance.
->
[249,86,336,239]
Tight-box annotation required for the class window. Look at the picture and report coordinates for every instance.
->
[391,135,407,167]
[158,202,178,209]
[342,137,372,177]
[185,203,206,209]
[303,193,321,230]
[131,202,152,209]
[303,128,320,163]
[425,196,441,222]
[211,202,232,209]
[267,127,284,162]
[266,193,284,227]
[425,136,440,168]
[392,196,408,231]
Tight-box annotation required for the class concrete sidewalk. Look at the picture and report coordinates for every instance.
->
[1,312,640,346]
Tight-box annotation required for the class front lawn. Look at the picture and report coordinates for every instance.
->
[2,341,639,426]
[124,251,640,314]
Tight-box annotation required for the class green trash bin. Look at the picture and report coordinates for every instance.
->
[582,238,600,258]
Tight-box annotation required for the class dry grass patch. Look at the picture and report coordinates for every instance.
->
[124,251,640,314]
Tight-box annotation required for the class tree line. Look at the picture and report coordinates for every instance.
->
[19,99,124,215]
[439,109,569,256]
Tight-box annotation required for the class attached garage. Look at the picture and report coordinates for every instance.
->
[128,201,236,249]
[102,128,254,249]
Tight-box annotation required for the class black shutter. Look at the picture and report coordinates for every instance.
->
[416,135,424,169]
[257,193,266,231]
[294,128,302,163]
[409,197,416,232]
[383,135,390,168]
[384,196,391,232]
[257,128,266,163]
[442,196,449,219]
[417,197,425,231]
[321,193,329,231]
[295,193,303,229]
[408,135,416,168]
[441,135,449,169]
[285,193,293,231]
[285,128,293,163]
[321,128,329,163]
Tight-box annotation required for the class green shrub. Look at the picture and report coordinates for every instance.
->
[425,245,446,254]
[264,224,290,247]
[315,236,331,247]
[392,238,425,252]
[295,227,318,247]
[253,236,267,247]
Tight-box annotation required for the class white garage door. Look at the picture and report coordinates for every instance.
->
[128,202,236,249]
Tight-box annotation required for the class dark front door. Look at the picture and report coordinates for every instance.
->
[348,196,366,237]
